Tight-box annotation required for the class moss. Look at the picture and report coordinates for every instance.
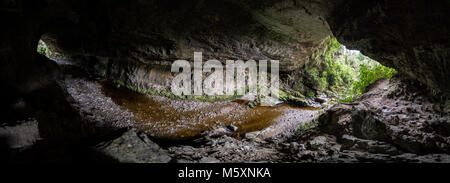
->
[247,102,256,108]
[327,100,336,105]
[304,37,357,94]
[278,88,308,105]
[302,36,397,104]
[112,79,238,102]
[186,94,239,102]
[295,121,318,136]
[114,78,312,105]
[37,40,51,57]
[306,91,315,98]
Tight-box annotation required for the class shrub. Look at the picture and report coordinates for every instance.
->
[295,121,318,135]
[303,37,396,103]
[312,37,357,91]
[305,68,328,91]
[340,63,397,102]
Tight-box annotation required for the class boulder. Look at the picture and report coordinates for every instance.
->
[317,78,450,155]
[94,129,171,163]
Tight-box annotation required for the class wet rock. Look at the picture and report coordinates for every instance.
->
[226,124,238,132]
[94,129,171,163]
[314,97,326,104]
[351,109,389,141]
[207,127,232,137]
[317,78,450,156]
[244,131,260,140]
[238,93,256,103]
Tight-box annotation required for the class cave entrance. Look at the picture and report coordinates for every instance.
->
[299,37,397,103]
[37,39,52,58]
[36,34,66,63]
[37,33,396,143]
[335,45,397,102]
[334,45,397,102]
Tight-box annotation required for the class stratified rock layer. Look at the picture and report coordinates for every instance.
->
[2,0,450,95]
[305,77,450,162]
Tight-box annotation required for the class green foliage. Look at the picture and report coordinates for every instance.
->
[278,88,307,102]
[307,37,357,92]
[306,91,315,98]
[303,36,397,103]
[321,38,357,90]
[37,40,53,58]
[322,55,356,90]
[340,63,397,102]
[37,40,50,56]
[305,68,328,91]
[37,40,63,59]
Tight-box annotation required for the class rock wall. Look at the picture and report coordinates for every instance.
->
[327,0,450,95]
[318,78,450,155]
[42,0,334,94]
[43,0,331,71]
[3,0,449,95]
[1,0,450,162]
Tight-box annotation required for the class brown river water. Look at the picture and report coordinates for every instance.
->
[100,81,316,141]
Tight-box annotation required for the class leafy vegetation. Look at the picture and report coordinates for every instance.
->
[37,40,51,57]
[300,36,397,103]
[295,121,318,135]
[37,39,65,60]
[278,88,306,102]
[304,37,357,93]
[340,63,397,102]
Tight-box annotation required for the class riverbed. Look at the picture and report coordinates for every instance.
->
[63,65,318,142]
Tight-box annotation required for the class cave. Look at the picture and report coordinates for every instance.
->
[1,0,449,164]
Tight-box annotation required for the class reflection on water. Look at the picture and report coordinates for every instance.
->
[101,82,316,141]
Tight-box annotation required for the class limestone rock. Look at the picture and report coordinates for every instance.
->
[94,129,171,163]
[318,78,450,155]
